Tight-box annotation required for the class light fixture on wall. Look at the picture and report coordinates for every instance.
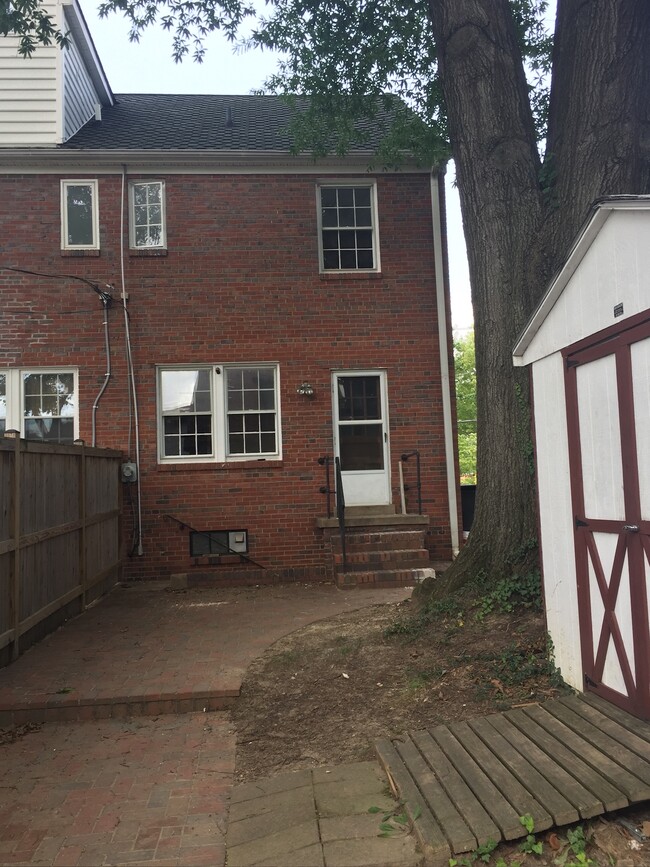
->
[296,381,314,397]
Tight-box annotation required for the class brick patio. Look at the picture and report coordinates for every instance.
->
[0,582,411,865]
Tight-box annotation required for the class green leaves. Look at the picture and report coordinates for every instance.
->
[0,0,69,57]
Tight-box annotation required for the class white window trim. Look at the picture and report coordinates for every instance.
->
[1,368,79,441]
[128,180,167,249]
[316,180,381,274]
[157,364,282,464]
[61,179,99,250]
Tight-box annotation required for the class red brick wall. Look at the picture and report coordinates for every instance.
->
[0,169,454,579]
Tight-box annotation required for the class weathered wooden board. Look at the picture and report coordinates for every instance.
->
[376,696,650,857]
[393,734,476,854]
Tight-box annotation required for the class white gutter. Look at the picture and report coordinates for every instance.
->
[430,172,460,556]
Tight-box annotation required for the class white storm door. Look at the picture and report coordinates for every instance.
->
[332,371,390,506]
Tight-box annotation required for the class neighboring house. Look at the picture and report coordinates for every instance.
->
[0,0,460,586]
[514,196,650,720]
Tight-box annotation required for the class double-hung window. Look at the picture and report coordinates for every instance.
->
[0,369,78,443]
[61,180,99,250]
[129,181,166,249]
[318,183,379,272]
[158,365,281,462]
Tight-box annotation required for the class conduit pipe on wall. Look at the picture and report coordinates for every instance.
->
[91,292,112,447]
[430,170,461,556]
[120,165,144,556]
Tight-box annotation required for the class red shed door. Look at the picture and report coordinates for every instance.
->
[565,317,650,719]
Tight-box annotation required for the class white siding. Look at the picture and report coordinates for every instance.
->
[63,32,100,139]
[0,1,62,146]
[532,352,583,690]
[522,210,650,365]
[0,47,61,145]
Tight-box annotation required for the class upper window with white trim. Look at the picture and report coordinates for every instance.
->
[158,364,281,463]
[129,181,166,249]
[318,184,379,272]
[61,180,99,250]
[1,369,78,443]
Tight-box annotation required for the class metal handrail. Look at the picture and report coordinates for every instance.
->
[401,450,422,515]
[334,456,346,569]
[318,455,332,518]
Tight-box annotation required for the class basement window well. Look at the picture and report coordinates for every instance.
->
[190,530,249,557]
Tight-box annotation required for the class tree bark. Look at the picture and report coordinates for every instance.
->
[424,0,650,596]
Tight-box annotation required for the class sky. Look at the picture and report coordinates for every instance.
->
[81,1,555,332]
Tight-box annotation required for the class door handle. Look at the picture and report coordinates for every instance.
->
[623,525,639,533]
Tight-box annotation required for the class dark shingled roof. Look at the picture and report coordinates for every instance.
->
[62,93,391,152]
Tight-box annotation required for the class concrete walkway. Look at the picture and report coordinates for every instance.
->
[0,582,418,866]
[227,762,420,867]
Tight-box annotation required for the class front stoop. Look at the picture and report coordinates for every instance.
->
[317,509,435,589]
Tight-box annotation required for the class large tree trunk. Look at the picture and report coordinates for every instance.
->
[425,0,650,596]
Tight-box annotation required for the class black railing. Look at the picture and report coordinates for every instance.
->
[401,450,423,515]
[318,454,333,518]
[318,455,346,568]
[334,456,347,569]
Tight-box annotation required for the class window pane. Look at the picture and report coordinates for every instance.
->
[244,433,259,452]
[321,187,337,207]
[355,187,371,207]
[260,433,276,452]
[259,390,275,410]
[339,424,384,470]
[165,436,180,456]
[258,368,274,389]
[161,370,210,413]
[260,413,275,431]
[357,249,374,269]
[243,390,259,410]
[338,188,354,206]
[340,250,356,269]
[323,250,339,270]
[243,369,258,389]
[229,434,244,454]
[339,208,355,227]
[66,184,94,246]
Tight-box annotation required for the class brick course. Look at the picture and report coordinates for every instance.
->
[0,169,456,579]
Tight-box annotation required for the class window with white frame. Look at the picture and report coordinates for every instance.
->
[158,365,280,462]
[318,184,379,271]
[61,180,99,250]
[129,181,166,248]
[0,369,78,443]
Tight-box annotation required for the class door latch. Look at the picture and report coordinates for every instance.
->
[624,525,640,533]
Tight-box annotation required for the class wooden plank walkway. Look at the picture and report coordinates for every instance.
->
[375,694,650,863]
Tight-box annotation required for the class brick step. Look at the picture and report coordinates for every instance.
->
[329,530,427,552]
[0,690,237,727]
[333,549,430,569]
[336,567,436,589]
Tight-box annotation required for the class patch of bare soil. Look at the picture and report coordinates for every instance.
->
[232,596,650,866]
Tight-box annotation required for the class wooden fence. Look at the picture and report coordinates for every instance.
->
[0,436,122,666]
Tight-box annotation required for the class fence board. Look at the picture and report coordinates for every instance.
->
[0,437,122,666]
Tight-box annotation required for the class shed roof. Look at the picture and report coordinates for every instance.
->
[513,196,650,365]
[61,93,396,153]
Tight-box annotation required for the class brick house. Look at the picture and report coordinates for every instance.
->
[0,0,460,587]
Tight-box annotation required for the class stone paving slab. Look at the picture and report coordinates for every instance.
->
[226,762,421,867]
[0,582,410,725]
[0,711,235,866]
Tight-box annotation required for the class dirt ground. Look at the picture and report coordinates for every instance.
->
[232,594,650,867]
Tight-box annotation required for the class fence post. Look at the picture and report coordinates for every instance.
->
[9,433,21,662]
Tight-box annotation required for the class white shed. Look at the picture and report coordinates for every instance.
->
[513,195,650,720]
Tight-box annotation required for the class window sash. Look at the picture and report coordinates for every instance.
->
[158,365,280,463]
[318,184,379,272]
[129,181,166,249]
[0,369,78,442]
[61,180,99,250]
